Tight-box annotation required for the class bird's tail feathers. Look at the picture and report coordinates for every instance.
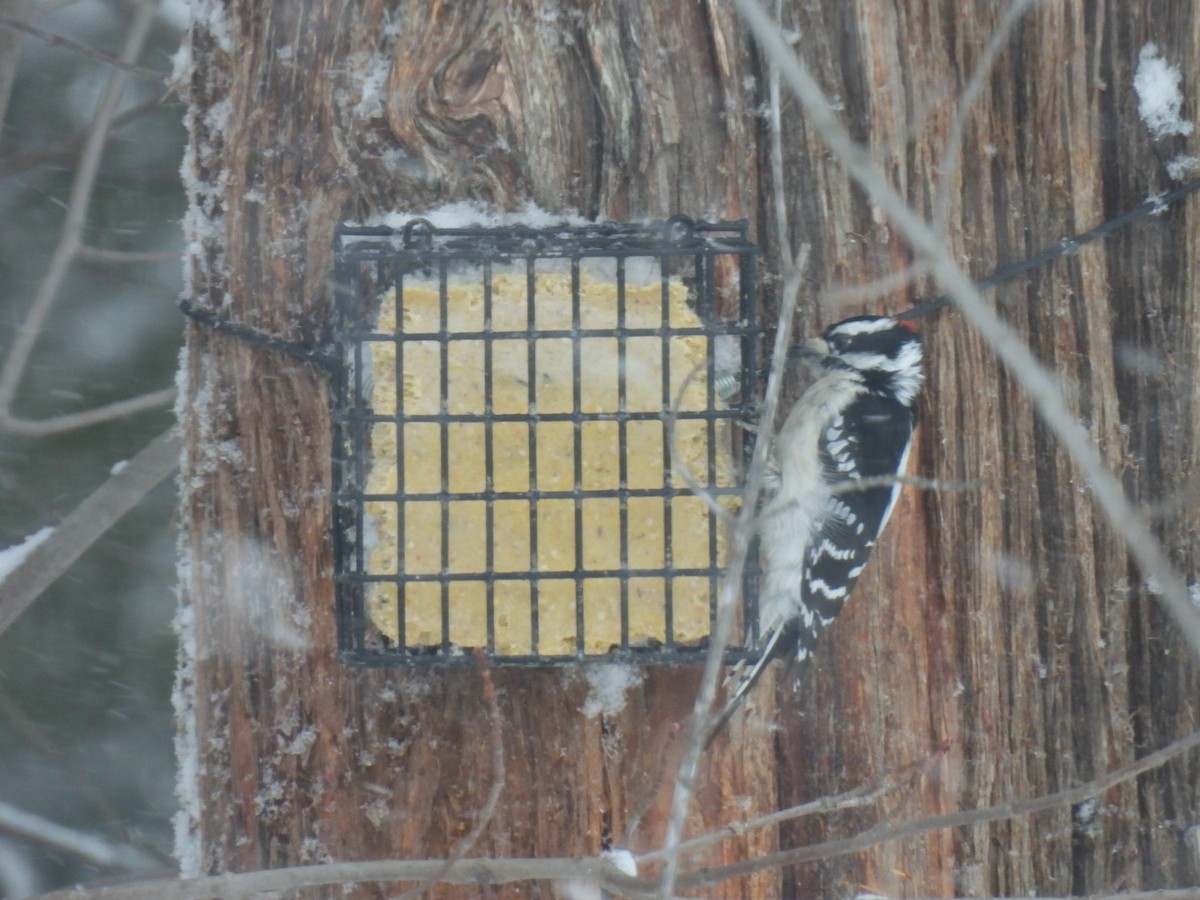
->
[702,624,792,748]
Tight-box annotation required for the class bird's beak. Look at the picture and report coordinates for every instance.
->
[787,335,830,367]
[802,335,830,357]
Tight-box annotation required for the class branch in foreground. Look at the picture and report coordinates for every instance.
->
[76,246,183,265]
[639,738,952,868]
[0,16,166,81]
[676,726,1200,889]
[32,726,1200,900]
[733,0,1200,662]
[0,0,163,438]
[32,857,627,900]
[0,99,166,179]
[655,246,809,899]
[636,774,898,865]
[0,689,172,867]
[0,428,180,638]
[932,0,1040,236]
[0,387,176,439]
[396,650,506,900]
[0,801,162,874]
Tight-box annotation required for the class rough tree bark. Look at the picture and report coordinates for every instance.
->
[176,0,1200,897]
[770,1,1200,896]
[176,2,775,898]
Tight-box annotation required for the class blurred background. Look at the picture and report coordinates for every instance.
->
[0,1,186,893]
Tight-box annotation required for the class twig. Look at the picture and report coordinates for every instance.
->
[639,737,951,867]
[396,648,507,900]
[0,15,166,81]
[30,857,628,900]
[0,1,33,131]
[653,13,818,889]
[0,428,180,637]
[733,0,1200,662]
[0,689,171,866]
[0,98,165,179]
[676,725,1200,889]
[664,369,739,526]
[829,473,978,496]
[767,0,792,273]
[817,261,931,311]
[0,800,163,873]
[637,775,898,865]
[1139,470,1200,522]
[29,859,1200,900]
[30,728,1200,898]
[932,0,1042,237]
[0,0,163,438]
[622,722,681,846]
[76,246,182,264]
[25,725,1199,897]
[655,234,809,897]
[744,475,975,544]
[0,388,177,438]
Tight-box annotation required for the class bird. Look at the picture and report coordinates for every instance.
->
[706,315,924,743]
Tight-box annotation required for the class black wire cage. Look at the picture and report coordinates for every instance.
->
[332,217,761,666]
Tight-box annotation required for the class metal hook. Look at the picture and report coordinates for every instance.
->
[402,218,436,250]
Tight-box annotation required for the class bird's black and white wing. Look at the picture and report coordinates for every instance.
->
[704,315,922,745]
[794,390,916,656]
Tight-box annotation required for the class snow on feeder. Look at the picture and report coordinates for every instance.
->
[332,216,759,665]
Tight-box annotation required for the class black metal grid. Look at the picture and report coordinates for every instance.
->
[332,217,760,666]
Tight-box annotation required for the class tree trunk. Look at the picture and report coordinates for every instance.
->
[177,2,776,898]
[177,0,1200,897]
[770,1,1200,896]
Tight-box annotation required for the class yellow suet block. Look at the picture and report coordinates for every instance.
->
[363,270,734,655]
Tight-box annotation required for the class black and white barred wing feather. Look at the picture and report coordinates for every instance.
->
[797,392,915,653]
[705,396,914,739]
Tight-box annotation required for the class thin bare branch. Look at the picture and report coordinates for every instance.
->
[30,728,1200,899]
[933,0,1042,237]
[652,16,822,889]
[0,387,176,438]
[677,725,1200,889]
[0,15,167,81]
[1139,470,1200,522]
[396,650,506,900]
[0,689,172,866]
[830,473,978,496]
[0,800,162,873]
[637,775,898,865]
[31,860,1200,900]
[734,0,1200,662]
[665,368,739,526]
[818,261,931,311]
[0,1,34,129]
[30,857,628,900]
[767,0,792,273]
[656,245,809,898]
[0,428,180,637]
[76,246,182,264]
[622,722,681,846]
[0,98,165,179]
[0,0,159,434]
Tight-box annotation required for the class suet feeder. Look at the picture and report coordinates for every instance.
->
[332,217,760,666]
